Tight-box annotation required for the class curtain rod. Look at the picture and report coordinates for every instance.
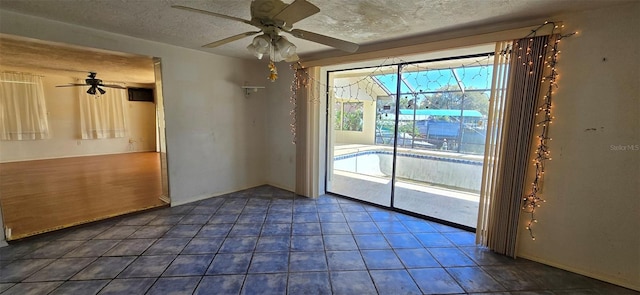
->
[1,70,45,77]
[0,80,37,84]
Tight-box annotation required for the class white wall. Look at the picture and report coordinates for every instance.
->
[0,74,156,162]
[516,3,639,291]
[334,99,376,145]
[265,65,296,191]
[0,10,269,207]
[332,77,380,145]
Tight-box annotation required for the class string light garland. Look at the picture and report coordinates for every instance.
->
[289,63,309,144]
[290,56,494,144]
[294,55,493,102]
[521,21,577,240]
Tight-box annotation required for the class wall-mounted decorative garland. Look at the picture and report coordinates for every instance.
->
[289,65,313,145]
[522,22,577,240]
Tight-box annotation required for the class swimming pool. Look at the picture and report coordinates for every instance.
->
[333,150,483,192]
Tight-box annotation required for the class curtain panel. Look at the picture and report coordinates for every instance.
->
[295,66,323,198]
[0,72,50,140]
[79,85,127,139]
[477,35,552,257]
[477,41,512,249]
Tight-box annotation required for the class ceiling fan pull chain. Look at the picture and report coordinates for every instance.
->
[268,61,278,82]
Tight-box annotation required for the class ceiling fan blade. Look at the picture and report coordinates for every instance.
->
[203,31,261,48]
[273,0,320,27]
[100,84,127,89]
[289,29,359,53]
[172,5,253,26]
[56,84,89,87]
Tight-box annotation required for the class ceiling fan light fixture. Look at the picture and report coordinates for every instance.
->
[87,87,97,95]
[275,36,297,60]
[246,43,264,59]
[251,35,271,54]
[174,1,360,63]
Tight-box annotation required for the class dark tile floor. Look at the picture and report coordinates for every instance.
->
[0,185,637,295]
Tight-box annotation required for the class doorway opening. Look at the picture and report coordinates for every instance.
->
[0,35,170,240]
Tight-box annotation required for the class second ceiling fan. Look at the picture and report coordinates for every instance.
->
[172,0,359,63]
[56,72,125,95]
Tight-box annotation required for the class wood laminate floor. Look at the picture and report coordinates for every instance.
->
[0,152,167,240]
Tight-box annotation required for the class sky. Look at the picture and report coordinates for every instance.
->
[373,64,494,95]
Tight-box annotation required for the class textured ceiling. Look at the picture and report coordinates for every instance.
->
[0,0,630,59]
[0,0,630,82]
[0,34,155,83]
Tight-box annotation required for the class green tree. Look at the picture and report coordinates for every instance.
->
[341,102,363,131]
[333,102,342,130]
[419,85,489,116]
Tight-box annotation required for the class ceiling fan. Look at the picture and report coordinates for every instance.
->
[172,0,359,63]
[56,72,125,95]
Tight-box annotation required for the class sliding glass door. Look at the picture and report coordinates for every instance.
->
[391,60,492,227]
[326,53,494,229]
[326,66,396,207]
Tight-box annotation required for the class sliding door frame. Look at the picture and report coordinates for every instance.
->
[324,52,494,232]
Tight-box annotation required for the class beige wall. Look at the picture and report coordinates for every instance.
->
[333,98,376,145]
[516,2,640,291]
[264,65,296,191]
[332,77,380,145]
[0,74,156,162]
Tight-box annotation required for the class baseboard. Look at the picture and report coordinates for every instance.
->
[0,150,158,163]
[517,252,640,292]
[170,183,269,207]
[170,193,216,207]
[170,182,300,207]
[265,182,295,194]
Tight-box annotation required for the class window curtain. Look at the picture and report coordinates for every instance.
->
[0,72,50,140]
[79,84,127,139]
[295,66,323,198]
[477,35,552,257]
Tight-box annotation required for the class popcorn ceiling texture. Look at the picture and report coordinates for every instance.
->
[0,0,631,60]
[0,35,155,83]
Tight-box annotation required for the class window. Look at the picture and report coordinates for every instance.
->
[0,72,50,140]
[334,101,363,131]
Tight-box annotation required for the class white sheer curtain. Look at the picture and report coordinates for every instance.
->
[79,84,127,139]
[0,72,50,140]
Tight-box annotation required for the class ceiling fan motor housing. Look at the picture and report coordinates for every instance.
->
[86,78,102,85]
